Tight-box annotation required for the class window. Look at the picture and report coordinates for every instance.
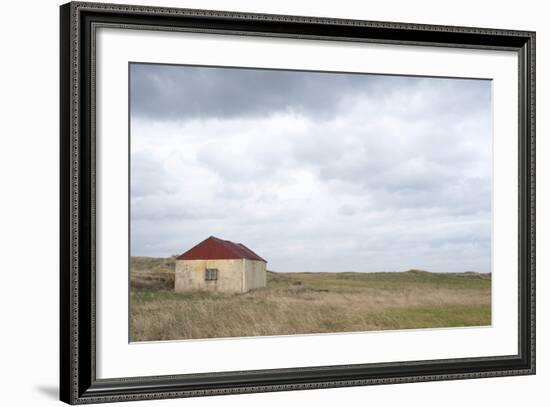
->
[205,268,218,281]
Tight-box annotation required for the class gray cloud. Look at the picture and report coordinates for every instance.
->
[130,63,488,122]
[130,63,378,120]
[130,63,492,273]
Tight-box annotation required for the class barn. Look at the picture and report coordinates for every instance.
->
[175,236,267,293]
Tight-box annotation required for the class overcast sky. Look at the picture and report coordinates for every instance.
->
[130,63,492,273]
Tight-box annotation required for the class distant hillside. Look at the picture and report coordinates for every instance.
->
[130,256,490,291]
[130,256,176,290]
[131,257,490,277]
[131,256,176,273]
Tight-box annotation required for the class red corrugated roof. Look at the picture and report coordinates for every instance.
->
[176,236,267,262]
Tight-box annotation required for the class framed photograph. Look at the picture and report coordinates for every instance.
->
[60,1,535,404]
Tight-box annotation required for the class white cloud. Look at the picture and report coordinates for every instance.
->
[130,65,492,273]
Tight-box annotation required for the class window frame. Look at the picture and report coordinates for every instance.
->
[205,268,219,281]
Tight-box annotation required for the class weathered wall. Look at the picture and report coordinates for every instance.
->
[244,259,267,291]
[175,259,244,292]
[175,259,267,293]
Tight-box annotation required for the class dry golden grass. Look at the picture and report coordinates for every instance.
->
[130,258,491,341]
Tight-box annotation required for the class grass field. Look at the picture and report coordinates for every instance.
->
[130,256,491,341]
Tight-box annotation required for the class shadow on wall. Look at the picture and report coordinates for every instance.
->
[35,385,58,400]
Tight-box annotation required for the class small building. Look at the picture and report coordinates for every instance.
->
[175,236,267,293]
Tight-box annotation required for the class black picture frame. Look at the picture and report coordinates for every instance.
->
[60,1,536,404]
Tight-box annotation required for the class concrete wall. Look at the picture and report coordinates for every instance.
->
[175,259,267,293]
[175,259,243,292]
[243,259,267,291]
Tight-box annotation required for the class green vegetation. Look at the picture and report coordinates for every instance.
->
[130,257,491,341]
